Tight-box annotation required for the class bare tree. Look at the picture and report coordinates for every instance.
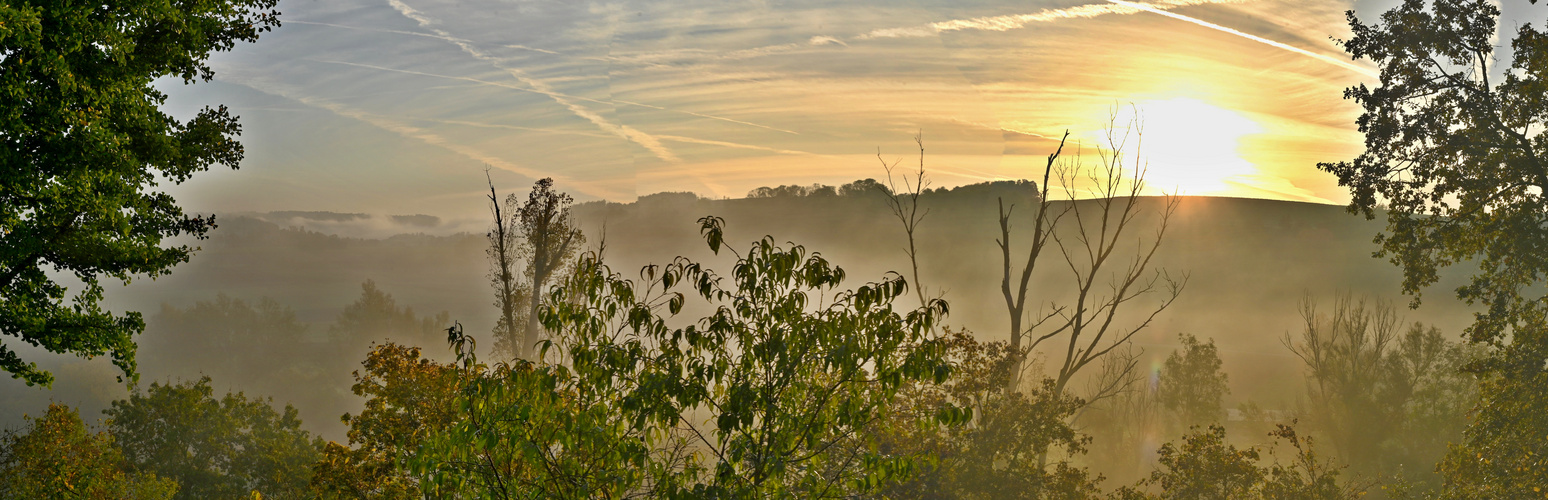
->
[1283,292,1399,472]
[1042,116,1185,401]
[1000,111,1186,403]
[1080,342,1158,483]
[878,133,932,307]
[998,131,1070,390]
[485,169,528,359]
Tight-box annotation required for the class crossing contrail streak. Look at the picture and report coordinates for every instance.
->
[314,60,801,157]
[1106,0,1378,78]
[855,0,1239,39]
[293,18,795,134]
[385,0,679,163]
[656,135,827,157]
[216,75,631,199]
[610,99,799,135]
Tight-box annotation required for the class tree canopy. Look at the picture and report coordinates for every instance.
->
[1157,334,1229,432]
[105,376,322,500]
[1318,0,1548,495]
[1317,0,1546,366]
[389,216,960,498]
[0,0,281,386]
[0,404,177,499]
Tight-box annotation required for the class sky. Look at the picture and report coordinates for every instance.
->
[152,0,1533,226]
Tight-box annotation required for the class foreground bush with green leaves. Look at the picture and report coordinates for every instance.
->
[309,216,1392,499]
[395,216,959,498]
[0,404,177,499]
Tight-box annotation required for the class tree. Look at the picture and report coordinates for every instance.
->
[1112,424,1365,500]
[105,376,323,500]
[0,0,281,386]
[999,115,1185,400]
[746,183,838,198]
[1285,294,1400,476]
[312,343,460,500]
[0,404,177,499]
[997,132,1066,391]
[878,329,1103,500]
[1081,342,1161,485]
[1118,425,1262,500]
[142,294,315,396]
[877,134,933,306]
[515,178,582,360]
[839,178,888,197]
[1317,1,1547,494]
[1319,0,1547,358]
[525,216,955,497]
[1284,294,1476,486]
[1156,334,1229,433]
[330,280,448,349]
[1433,355,1548,498]
[408,325,692,499]
[484,170,530,359]
[1388,323,1478,492]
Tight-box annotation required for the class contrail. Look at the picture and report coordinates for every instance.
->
[286,20,449,41]
[295,14,798,134]
[316,60,587,100]
[656,135,827,157]
[291,20,571,57]
[610,99,799,135]
[1107,0,1378,78]
[215,74,628,199]
[382,1,797,135]
[313,60,800,155]
[405,116,614,138]
[855,0,1240,39]
[386,0,679,163]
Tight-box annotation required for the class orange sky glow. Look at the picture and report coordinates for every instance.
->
[159,0,1410,224]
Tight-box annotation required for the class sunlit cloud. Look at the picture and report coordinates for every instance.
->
[809,36,847,47]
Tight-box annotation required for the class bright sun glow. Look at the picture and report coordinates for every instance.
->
[1085,97,1265,197]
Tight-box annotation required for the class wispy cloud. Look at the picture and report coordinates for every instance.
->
[287,19,452,40]
[809,36,847,47]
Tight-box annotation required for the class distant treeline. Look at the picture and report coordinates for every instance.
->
[745,179,1038,199]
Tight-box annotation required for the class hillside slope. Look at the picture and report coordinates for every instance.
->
[0,188,1477,440]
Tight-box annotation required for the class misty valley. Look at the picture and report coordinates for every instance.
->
[5,0,1548,499]
[0,181,1502,498]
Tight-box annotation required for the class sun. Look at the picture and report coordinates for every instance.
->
[1085,97,1265,197]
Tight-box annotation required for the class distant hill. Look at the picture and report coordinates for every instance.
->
[569,190,1479,406]
[0,184,1479,441]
